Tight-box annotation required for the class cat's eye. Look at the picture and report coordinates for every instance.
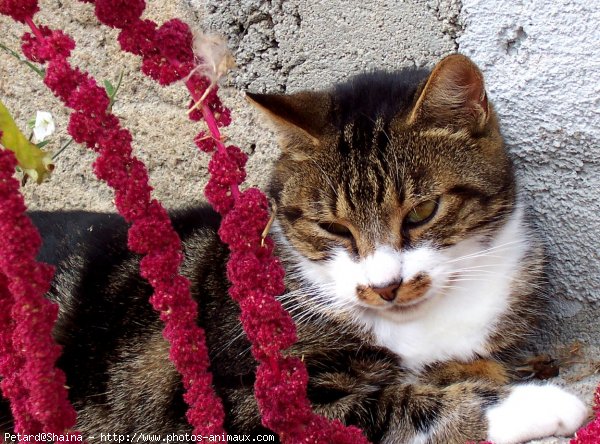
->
[405,199,439,227]
[319,222,353,238]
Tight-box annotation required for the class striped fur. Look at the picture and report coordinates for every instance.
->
[0,55,588,443]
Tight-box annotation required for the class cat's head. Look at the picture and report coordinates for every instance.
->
[248,54,517,322]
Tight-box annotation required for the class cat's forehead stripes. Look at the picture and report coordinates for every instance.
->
[337,115,397,213]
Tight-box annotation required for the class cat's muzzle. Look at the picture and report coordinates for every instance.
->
[357,273,432,309]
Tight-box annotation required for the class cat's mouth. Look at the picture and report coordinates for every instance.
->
[356,273,433,310]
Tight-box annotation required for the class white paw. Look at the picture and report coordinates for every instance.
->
[486,383,590,444]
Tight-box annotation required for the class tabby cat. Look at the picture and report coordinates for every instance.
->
[0,54,589,443]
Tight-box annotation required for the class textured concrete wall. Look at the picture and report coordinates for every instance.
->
[0,1,599,439]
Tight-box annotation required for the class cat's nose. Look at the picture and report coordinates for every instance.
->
[372,281,402,302]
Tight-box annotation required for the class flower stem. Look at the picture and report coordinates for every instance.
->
[185,78,240,200]
[24,17,44,41]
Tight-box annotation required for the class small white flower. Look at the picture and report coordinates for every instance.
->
[33,111,55,143]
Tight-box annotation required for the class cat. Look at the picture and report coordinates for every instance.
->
[0,54,589,443]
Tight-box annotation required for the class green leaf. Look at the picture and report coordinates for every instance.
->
[104,79,115,97]
[35,140,50,148]
[0,100,53,184]
[106,70,124,112]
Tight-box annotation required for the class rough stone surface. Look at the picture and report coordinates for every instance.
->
[202,0,460,92]
[0,0,599,441]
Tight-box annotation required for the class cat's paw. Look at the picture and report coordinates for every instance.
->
[485,383,589,444]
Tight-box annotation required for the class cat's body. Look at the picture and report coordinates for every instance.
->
[0,55,588,443]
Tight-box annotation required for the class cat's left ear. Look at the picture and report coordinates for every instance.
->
[246,91,332,148]
[407,54,490,132]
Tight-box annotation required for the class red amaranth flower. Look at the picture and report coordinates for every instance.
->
[67,77,110,116]
[0,0,38,23]
[0,148,79,437]
[188,105,203,122]
[94,0,144,29]
[141,54,193,86]
[218,188,268,248]
[22,26,75,63]
[254,357,312,428]
[0,12,227,438]
[187,77,370,443]
[204,180,235,214]
[227,250,286,297]
[208,145,247,187]
[156,19,194,65]
[68,111,114,149]
[239,291,296,358]
[186,75,231,127]
[194,131,216,153]
[210,97,232,127]
[44,57,86,103]
[118,19,157,57]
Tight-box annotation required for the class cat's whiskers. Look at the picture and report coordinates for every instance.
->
[444,239,528,264]
[444,275,546,293]
[277,282,354,312]
[282,296,355,319]
[445,266,548,286]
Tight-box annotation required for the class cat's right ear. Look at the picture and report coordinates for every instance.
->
[407,54,490,133]
[246,91,332,148]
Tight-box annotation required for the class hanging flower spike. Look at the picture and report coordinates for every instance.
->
[208,145,247,187]
[117,19,158,57]
[238,290,296,358]
[204,180,235,214]
[138,20,196,86]
[182,33,370,444]
[0,0,38,23]
[22,25,75,63]
[253,357,312,431]
[43,57,86,104]
[16,12,226,437]
[94,0,145,29]
[0,146,78,436]
[0,134,45,436]
[0,273,43,437]
[156,19,194,65]
[187,74,231,127]
[193,131,216,153]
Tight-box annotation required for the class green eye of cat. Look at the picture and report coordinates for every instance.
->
[319,222,353,238]
[405,199,439,227]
